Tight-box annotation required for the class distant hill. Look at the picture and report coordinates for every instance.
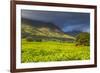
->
[21,18,75,41]
[65,30,82,37]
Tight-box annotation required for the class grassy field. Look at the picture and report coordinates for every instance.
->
[21,39,90,63]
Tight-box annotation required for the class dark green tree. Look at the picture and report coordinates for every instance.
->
[76,32,90,46]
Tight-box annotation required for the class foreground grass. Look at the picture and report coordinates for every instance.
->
[21,39,90,63]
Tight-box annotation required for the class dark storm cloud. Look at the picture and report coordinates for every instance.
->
[21,10,90,32]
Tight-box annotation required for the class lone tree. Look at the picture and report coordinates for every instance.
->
[75,32,90,46]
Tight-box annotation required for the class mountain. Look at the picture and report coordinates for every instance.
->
[21,18,75,41]
[65,30,82,36]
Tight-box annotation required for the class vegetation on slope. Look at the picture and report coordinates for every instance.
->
[21,18,75,40]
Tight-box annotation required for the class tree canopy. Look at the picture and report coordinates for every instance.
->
[75,32,90,46]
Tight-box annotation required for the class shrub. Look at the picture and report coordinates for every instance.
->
[26,36,33,42]
[35,39,42,42]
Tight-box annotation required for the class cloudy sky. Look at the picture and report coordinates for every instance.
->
[21,10,90,32]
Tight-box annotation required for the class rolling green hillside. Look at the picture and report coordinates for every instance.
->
[21,18,75,41]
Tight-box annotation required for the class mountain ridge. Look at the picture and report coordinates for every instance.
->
[21,18,75,41]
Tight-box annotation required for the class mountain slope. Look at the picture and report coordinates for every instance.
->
[65,30,82,36]
[21,18,75,40]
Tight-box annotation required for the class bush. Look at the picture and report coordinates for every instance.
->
[76,32,90,46]
[35,39,42,42]
[26,36,33,42]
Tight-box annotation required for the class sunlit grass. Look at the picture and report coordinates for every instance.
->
[21,39,90,63]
